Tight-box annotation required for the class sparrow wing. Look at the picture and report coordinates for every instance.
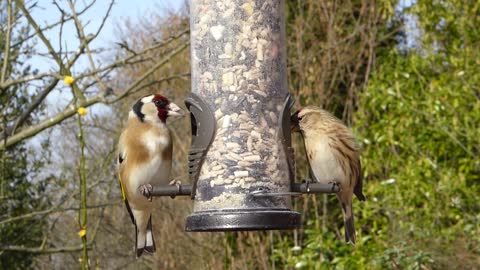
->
[336,131,365,201]
[353,159,366,201]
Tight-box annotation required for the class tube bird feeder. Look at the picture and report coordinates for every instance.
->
[184,0,299,231]
[148,0,341,231]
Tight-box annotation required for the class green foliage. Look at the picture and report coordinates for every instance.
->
[1,0,479,268]
[357,49,478,269]
[0,146,51,270]
[273,1,480,269]
[285,0,397,120]
[0,1,51,269]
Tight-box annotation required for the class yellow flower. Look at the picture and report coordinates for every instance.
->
[64,76,74,85]
[78,228,86,237]
[77,107,87,116]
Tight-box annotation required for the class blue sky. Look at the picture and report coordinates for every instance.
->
[23,1,184,153]
[29,0,182,73]
[22,0,184,110]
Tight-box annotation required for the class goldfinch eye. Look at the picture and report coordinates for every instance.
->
[154,100,167,107]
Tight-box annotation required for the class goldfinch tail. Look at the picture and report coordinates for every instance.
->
[144,216,156,253]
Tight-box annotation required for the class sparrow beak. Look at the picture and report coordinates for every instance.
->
[291,110,300,132]
[167,102,185,117]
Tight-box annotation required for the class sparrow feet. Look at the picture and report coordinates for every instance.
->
[139,184,153,201]
[328,181,341,193]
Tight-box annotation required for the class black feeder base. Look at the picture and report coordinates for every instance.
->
[185,209,301,232]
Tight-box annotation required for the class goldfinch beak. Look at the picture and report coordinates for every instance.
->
[167,102,185,117]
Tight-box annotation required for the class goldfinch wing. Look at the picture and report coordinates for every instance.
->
[118,144,135,225]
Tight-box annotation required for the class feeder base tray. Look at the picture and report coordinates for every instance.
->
[185,209,301,232]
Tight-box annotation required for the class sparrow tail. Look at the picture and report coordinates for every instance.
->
[340,198,356,245]
[344,212,356,244]
[354,186,366,201]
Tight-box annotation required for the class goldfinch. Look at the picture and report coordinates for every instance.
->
[291,106,365,244]
[117,94,184,257]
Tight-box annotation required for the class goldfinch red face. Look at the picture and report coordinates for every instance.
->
[132,94,184,123]
[119,93,184,257]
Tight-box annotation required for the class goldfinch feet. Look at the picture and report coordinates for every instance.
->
[169,179,182,187]
[139,184,153,201]
[168,179,181,198]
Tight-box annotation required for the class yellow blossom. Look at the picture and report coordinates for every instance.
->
[78,228,86,237]
[77,107,87,116]
[64,75,74,85]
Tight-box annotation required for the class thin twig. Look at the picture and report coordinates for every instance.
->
[14,0,85,101]
[0,245,89,254]
[10,0,96,48]
[0,0,13,85]
[1,29,188,141]
[0,201,121,225]
[67,0,114,94]
[110,42,189,103]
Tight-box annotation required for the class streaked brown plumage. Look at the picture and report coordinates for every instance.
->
[117,94,184,257]
[291,106,365,244]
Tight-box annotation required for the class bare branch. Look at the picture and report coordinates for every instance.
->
[1,96,100,149]
[110,42,189,103]
[89,151,116,243]
[14,0,86,101]
[0,0,13,85]
[1,41,188,150]
[134,72,190,90]
[9,0,97,48]
[0,201,120,225]
[5,34,104,137]
[1,28,188,141]
[67,0,114,94]
[0,245,88,254]
[76,28,189,81]
[2,73,62,88]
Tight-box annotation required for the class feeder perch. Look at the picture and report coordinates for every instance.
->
[150,182,340,198]
[149,0,341,232]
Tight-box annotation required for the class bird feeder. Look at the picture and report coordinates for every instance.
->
[150,0,340,231]
[184,0,300,231]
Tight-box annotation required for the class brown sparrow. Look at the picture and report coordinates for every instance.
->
[291,106,365,244]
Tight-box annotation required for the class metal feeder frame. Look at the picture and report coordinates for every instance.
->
[147,0,341,232]
[149,95,341,232]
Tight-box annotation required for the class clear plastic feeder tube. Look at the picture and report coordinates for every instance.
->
[188,0,295,224]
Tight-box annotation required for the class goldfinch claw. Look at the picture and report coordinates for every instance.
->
[139,184,153,201]
[168,180,181,198]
